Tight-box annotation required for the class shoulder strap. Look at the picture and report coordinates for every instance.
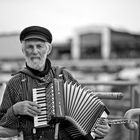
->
[52,66,65,79]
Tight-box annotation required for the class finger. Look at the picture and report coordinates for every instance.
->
[96,127,108,134]
[94,129,106,138]
[28,105,41,114]
[96,122,110,129]
[28,101,41,108]
[94,125,110,137]
[96,124,110,132]
[27,108,40,117]
[98,118,108,125]
[96,124,106,130]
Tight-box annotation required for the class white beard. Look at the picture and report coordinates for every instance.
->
[26,57,45,71]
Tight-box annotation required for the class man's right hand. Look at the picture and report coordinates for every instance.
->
[13,101,41,117]
[0,126,19,138]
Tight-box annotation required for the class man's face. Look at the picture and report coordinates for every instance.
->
[22,39,51,71]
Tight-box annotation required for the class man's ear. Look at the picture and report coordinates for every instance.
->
[47,44,52,54]
[21,46,25,54]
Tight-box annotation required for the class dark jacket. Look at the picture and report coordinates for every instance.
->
[0,66,95,140]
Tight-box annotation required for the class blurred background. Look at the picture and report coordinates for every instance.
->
[0,0,140,140]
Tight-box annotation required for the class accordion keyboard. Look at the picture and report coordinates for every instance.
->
[33,85,55,128]
[33,87,48,127]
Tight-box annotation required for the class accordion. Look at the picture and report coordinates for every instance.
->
[33,78,109,138]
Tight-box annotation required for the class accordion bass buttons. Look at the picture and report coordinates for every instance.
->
[51,90,55,114]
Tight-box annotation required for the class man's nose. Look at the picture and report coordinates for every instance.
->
[32,46,38,53]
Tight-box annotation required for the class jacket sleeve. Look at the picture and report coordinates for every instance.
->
[0,78,20,129]
[0,126,19,138]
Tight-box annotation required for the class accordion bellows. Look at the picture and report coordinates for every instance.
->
[33,79,108,138]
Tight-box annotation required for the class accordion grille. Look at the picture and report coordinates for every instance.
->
[64,82,105,134]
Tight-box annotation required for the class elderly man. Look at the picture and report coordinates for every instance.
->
[0,26,110,140]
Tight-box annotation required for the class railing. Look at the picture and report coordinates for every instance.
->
[0,80,140,140]
[81,80,139,140]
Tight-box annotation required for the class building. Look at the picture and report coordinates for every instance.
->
[72,25,140,60]
[0,33,23,59]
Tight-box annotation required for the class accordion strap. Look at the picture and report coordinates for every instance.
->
[54,123,60,140]
[52,66,65,140]
[52,66,65,79]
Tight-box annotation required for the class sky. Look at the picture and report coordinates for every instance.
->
[0,0,140,42]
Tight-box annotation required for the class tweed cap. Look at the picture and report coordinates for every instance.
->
[20,26,52,43]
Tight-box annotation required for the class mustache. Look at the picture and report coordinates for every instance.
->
[30,56,41,60]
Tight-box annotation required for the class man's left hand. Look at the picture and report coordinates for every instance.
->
[91,119,111,139]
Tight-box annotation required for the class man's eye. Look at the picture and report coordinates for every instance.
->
[27,45,33,49]
[37,45,43,49]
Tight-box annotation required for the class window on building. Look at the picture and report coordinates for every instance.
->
[79,33,101,59]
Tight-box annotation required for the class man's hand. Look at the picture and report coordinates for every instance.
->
[91,118,111,139]
[13,101,41,117]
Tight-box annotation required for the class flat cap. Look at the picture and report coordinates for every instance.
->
[20,26,52,43]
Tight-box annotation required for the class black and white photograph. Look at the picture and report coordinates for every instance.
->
[0,0,139,140]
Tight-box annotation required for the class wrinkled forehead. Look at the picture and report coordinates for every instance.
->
[22,39,47,48]
[24,38,46,43]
